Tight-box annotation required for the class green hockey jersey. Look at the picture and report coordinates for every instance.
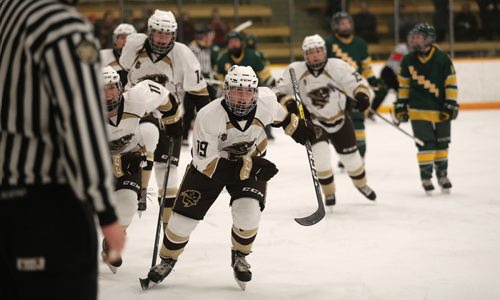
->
[325,34,375,81]
[398,46,458,122]
[213,48,271,86]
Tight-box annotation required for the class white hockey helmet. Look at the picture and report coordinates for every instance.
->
[147,10,177,55]
[302,34,327,71]
[113,23,137,40]
[102,66,123,112]
[224,65,259,117]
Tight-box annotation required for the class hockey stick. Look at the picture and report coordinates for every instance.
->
[289,68,325,226]
[233,20,253,33]
[139,136,175,290]
[326,83,425,147]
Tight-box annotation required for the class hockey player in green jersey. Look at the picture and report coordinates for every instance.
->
[394,23,459,194]
[214,31,274,87]
[325,11,388,164]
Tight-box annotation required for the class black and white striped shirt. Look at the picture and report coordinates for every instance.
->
[188,41,214,78]
[0,0,117,225]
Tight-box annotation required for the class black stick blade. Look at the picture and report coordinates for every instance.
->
[294,205,326,226]
[139,277,150,290]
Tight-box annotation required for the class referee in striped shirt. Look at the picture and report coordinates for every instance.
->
[0,0,125,299]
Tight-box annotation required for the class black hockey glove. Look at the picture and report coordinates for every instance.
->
[236,156,279,182]
[165,117,183,138]
[250,156,279,181]
[394,101,409,123]
[440,100,459,121]
[353,92,370,111]
[119,151,144,175]
[291,119,316,145]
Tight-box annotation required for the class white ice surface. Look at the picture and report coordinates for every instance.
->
[99,110,500,300]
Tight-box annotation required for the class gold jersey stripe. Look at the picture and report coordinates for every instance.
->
[408,109,441,122]
[409,66,439,97]
[445,74,457,86]
[445,89,458,101]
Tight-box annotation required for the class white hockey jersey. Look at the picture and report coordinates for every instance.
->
[100,48,124,71]
[191,87,287,178]
[119,33,208,101]
[274,58,373,133]
[107,80,169,155]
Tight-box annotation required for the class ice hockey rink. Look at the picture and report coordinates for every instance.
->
[99,110,500,300]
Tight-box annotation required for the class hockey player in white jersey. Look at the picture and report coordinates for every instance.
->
[142,65,314,290]
[119,10,210,230]
[101,66,182,273]
[100,23,136,87]
[274,34,376,207]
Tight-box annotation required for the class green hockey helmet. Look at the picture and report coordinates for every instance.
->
[412,23,436,43]
[331,11,353,36]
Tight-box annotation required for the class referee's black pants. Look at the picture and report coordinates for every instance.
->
[0,185,98,300]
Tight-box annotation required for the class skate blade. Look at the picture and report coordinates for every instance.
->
[235,279,247,291]
[138,211,143,218]
[106,264,118,274]
[139,277,157,290]
[425,190,433,196]
[326,205,334,213]
[441,188,450,194]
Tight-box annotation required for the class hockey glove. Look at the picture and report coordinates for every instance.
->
[353,92,370,111]
[165,117,183,138]
[440,100,459,121]
[113,151,144,177]
[291,119,316,145]
[237,156,279,182]
[394,101,409,123]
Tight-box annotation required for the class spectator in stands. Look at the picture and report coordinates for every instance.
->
[476,0,500,40]
[352,2,379,43]
[454,3,479,41]
[210,8,232,47]
[324,0,345,30]
[432,0,449,42]
[94,10,117,49]
[397,4,414,41]
[179,12,196,44]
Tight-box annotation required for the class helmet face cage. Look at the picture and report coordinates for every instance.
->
[102,67,123,112]
[302,34,327,71]
[331,11,353,36]
[410,23,436,52]
[147,10,177,55]
[224,66,258,116]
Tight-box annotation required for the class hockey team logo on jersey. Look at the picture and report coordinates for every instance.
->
[109,133,135,152]
[219,133,227,141]
[222,141,255,160]
[181,190,201,208]
[307,87,330,109]
[138,73,169,86]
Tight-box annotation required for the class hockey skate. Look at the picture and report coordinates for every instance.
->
[422,179,435,195]
[231,249,252,291]
[357,185,376,201]
[438,177,452,194]
[145,258,177,285]
[101,239,122,274]
[137,188,147,218]
[325,194,336,207]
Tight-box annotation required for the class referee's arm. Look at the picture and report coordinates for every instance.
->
[42,31,118,226]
